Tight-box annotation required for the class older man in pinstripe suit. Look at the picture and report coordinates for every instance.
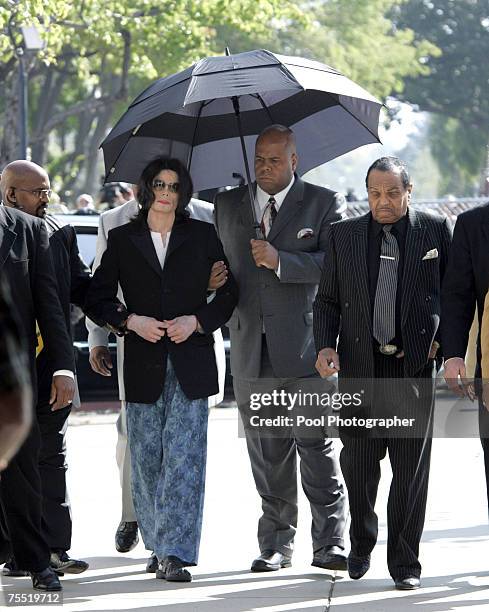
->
[313,157,451,590]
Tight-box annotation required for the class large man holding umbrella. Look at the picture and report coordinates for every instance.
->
[214,124,347,572]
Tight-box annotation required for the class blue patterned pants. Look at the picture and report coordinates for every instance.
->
[126,359,208,565]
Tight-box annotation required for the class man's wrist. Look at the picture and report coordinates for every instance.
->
[125,314,136,332]
[53,370,74,380]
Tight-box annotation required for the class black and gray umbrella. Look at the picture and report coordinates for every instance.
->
[102,49,382,232]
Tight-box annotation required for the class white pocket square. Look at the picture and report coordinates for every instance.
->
[297,228,314,239]
[422,248,438,260]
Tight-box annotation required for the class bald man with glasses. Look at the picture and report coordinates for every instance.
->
[0,160,88,591]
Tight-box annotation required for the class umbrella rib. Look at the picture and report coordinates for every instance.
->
[187,101,205,173]
[101,128,135,183]
[253,93,275,123]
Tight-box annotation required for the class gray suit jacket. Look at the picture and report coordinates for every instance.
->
[214,177,344,379]
[86,198,226,406]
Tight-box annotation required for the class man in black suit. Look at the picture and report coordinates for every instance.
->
[0,277,32,475]
[1,161,91,576]
[441,201,489,509]
[313,157,451,590]
[0,161,77,591]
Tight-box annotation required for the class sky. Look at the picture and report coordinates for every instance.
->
[304,101,429,199]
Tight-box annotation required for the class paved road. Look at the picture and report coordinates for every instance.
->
[1,395,489,611]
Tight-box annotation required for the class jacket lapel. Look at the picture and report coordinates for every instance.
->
[237,188,258,240]
[267,178,304,243]
[129,219,163,278]
[401,207,425,327]
[351,213,372,334]
[166,220,191,260]
[0,207,17,270]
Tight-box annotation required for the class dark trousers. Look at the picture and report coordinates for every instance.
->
[478,398,489,517]
[234,338,346,556]
[0,393,71,570]
[37,396,72,551]
[340,354,435,579]
[0,419,50,572]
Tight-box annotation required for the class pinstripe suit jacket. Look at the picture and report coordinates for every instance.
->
[313,207,452,380]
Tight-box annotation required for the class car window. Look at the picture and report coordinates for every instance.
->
[75,233,97,268]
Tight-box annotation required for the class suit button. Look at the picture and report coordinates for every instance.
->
[355,337,360,343]
[420,328,426,335]
[425,296,431,302]
[345,302,350,308]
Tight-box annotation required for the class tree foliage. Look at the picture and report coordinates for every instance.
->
[0,0,440,198]
[0,0,301,197]
[393,0,489,194]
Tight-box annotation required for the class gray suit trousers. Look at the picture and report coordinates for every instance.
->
[234,340,346,555]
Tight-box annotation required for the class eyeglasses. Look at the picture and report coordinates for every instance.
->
[152,180,179,194]
[13,187,52,199]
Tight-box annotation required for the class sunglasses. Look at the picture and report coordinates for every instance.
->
[152,180,179,194]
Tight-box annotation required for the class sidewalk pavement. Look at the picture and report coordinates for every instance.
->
[1,398,489,611]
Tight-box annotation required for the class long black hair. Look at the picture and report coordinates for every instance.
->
[133,157,193,224]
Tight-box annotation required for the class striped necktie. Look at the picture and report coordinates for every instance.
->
[260,197,277,238]
[373,224,399,346]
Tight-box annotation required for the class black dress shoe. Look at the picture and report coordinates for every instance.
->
[156,556,192,582]
[312,545,347,571]
[115,521,139,553]
[30,567,62,591]
[146,554,158,573]
[50,550,89,575]
[251,550,292,572]
[394,576,420,590]
[2,557,29,577]
[347,554,371,579]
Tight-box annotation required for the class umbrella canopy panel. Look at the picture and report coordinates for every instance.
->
[102,49,382,190]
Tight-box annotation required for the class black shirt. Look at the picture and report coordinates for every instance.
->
[368,212,408,347]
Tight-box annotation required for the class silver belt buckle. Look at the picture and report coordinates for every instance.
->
[379,344,398,356]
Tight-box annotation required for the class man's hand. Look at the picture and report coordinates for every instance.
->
[444,357,475,400]
[127,314,166,343]
[208,261,228,290]
[89,346,113,376]
[250,239,279,270]
[163,316,198,344]
[50,375,75,411]
[316,348,340,378]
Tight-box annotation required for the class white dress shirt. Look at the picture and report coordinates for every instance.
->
[255,175,295,279]
[150,230,172,268]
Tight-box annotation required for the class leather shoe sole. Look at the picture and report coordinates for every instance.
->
[395,576,420,590]
[251,553,292,572]
[312,554,347,571]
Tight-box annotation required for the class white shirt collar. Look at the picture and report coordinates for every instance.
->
[256,175,296,213]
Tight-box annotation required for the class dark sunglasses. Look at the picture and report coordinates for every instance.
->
[152,180,179,194]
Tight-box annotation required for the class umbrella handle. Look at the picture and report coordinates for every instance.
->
[232,96,263,240]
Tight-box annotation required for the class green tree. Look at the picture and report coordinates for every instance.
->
[0,0,301,198]
[215,0,439,99]
[393,0,489,195]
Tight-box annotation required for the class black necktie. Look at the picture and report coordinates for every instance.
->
[373,224,399,346]
[260,197,277,237]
